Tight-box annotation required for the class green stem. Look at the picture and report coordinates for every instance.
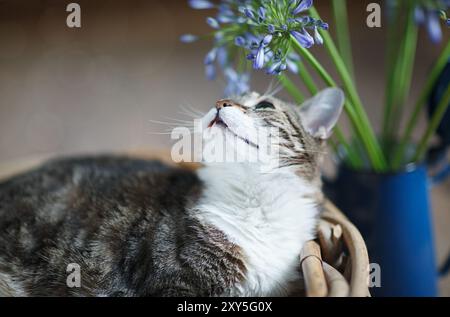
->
[294,60,362,168]
[308,9,361,112]
[385,2,401,73]
[413,85,450,162]
[291,34,386,171]
[383,3,418,147]
[392,40,450,168]
[293,41,373,169]
[309,8,388,171]
[334,126,362,168]
[392,20,418,138]
[292,40,334,85]
[381,1,405,136]
[331,0,354,80]
[297,63,318,94]
[278,74,305,103]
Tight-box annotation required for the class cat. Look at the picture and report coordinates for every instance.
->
[0,88,344,297]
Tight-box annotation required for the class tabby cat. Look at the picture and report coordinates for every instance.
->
[0,88,344,296]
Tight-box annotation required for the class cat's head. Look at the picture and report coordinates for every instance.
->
[200,88,344,179]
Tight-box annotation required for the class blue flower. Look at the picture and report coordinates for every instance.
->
[286,52,301,73]
[204,48,217,65]
[217,4,236,23]
[258,7,266,21]
[206,17,220,29]
[254,46,265,69]
[232,1,326,73]
[224,68,250,97]
[234,36,246,47]
[183,0,328,95]
[292,0,313,15]
[266,61,287,75]
[216,46,228,67]
[313,26,323,45]
[262,34,273,47]
[425,11,443,43]
[394,0,450,43]
[290,29,314,48]
[205,64,217,80]
[244,8,255,19]
[320,22,329,30]
[188,0,214,9]
[180,34,199,43]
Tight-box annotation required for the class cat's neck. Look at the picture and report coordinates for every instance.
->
[196,162,320,213]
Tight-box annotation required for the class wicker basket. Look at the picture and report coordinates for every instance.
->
[0,149,370,297]
[300,200,370,297]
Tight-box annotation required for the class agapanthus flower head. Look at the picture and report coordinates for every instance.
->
[182,0,328,96]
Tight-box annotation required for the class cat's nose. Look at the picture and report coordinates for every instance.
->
[216,99,245,112]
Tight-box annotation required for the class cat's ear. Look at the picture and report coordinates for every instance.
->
[298,88,344,139]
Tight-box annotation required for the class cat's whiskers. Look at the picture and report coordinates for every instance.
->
[263,79,275,96]
[178,104,205,118]
[161,116,197,125]
[148,119,195,127]
[147,126,196,135]
[148,118,196,136]
[148,131,194,135]
[264,79,283,98]
[268,82,284,98]
[299,148,328,155]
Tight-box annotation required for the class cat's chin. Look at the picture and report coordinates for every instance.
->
[206,124,259,149]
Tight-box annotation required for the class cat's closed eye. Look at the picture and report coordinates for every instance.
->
[255,100,275,110]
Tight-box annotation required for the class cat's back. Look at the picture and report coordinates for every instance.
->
[0,156,201,222]
[0,156,204,296]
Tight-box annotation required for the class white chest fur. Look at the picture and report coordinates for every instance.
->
[193,163,320,296]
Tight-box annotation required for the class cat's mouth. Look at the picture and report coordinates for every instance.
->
[208,115,228,129]
[208,114,259,149]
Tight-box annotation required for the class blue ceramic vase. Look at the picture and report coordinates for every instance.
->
[324,164,438,296]
[323,58,450,297]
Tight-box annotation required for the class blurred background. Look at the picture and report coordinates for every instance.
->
[0,0,449,295]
